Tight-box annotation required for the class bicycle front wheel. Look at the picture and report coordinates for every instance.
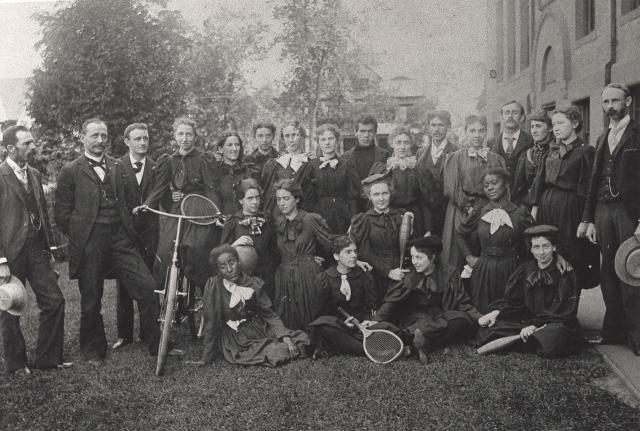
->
[156,266,179,376]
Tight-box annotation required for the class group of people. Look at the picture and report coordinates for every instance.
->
[1,82,639,375]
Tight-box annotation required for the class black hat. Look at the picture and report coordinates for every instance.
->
[361,170,392,186]
[408,235,443,254]
[529,110,551,126]
[524,225,559,237]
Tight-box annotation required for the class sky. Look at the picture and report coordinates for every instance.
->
[0,0,488,115]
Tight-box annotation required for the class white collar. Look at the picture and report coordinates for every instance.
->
[503,129,521,142]
[129,153,146,167]
[609,114,631,131]
[276,153,308,171]
[6,157,27,174]
[85,152,104,163]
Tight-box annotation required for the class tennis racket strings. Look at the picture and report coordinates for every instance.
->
[180,194,221,225]
[363,330,404,364]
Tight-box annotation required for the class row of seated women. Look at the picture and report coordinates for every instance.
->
[195,164,584,367]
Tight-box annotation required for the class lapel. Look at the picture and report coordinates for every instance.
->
[78,156,101,184]
[26,167,44,208]
[612,120,636,160]
[513,131,530,155]
[0,161,27,206]
[140,157,155,197]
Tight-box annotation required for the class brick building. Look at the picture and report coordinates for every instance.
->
[485,0,640,144]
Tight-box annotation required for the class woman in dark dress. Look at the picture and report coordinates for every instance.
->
[457,168,533,313]
[220,178,278,299]
[370,125,430,237]
[442,115,506,269]
[476,225,583,357]
[196,245,309,367]
[512,110,553,206]
[261,120,315,217]
[369,236,481,365]
[309,124,359,234]
[272,179,335,330]
[350,172,412,307]
[530,106,599,288]
[306,236,382,358]
[211,131,259,217]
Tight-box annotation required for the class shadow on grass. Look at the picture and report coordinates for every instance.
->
[1,263,639,430]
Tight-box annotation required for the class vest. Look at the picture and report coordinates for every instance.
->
[94,166,120,224]
[23,175,42,237]
[596,144,620,203]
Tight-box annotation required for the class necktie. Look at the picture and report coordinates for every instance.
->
[133,161,143,173]
[14,167,28,189]
[339,274,352,301]
[505,137,515,156]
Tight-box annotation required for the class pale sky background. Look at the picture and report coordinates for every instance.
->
[0,0,488,116]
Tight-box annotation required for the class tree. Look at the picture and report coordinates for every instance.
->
[27,0,191,157]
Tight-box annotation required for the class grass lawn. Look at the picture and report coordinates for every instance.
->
[1,263,640,430]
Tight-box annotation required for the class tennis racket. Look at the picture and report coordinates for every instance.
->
[180,194,222,225]
[477,324,547,355]
[338,307,404,364]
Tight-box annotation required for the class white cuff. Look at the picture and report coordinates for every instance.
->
[0,257,7,265]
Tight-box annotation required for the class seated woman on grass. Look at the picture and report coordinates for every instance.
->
[307,236,399,359]
[196,244,309,367]
[476,225,583,358]
[368,235,481,365]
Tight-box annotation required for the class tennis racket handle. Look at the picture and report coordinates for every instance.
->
[337,307,350,319]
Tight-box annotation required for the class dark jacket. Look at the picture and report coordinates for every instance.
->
[54,155,135,278]
[582,119,640,222]
[0,161,55,265]
[488,131,533,181]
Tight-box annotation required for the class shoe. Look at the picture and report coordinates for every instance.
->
[57,362,73,369]
[312,348,331,360]
[32,362,73,371]
[112,338,132,349]
[10,366,31,376]
[413,329,430,365]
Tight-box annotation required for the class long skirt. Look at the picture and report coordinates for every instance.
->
[306,316,401,355]
[475,320,582,358]
[220,318,310,367]
[538,187,600,289]
[274,256,323,330]
[315,196,353,235]
[469,254,519,314]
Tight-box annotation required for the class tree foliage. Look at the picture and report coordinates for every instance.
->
[27,0,191,156]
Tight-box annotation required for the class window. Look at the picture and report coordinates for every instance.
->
[520,0,530,70]
[574,98,591,145]
[506,0,516,76]
[575,0,595,39]
[630,84,640,121]
[541,47,557,90]
[622,0,640,14]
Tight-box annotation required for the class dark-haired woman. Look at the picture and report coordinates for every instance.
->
[370,125,429,236]
[197,244,309,367]
[476,225,583,357]
[530,107,599,288]
[456,168,533,313]
[212,132,260,217]
[350,172,411,307]
[272,179,335,330]
[220,178,278,299]
[309,124,359,234]
[261,121,315,217]
[442,115,506,269]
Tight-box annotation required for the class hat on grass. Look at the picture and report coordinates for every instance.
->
[615,236,640,287]
[0,276,29,316]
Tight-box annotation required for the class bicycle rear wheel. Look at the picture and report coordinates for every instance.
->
[156,265,179,376]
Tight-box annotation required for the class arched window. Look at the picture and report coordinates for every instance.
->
[542,46,556,90]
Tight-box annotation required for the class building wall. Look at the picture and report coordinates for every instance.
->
[485,0,640,145]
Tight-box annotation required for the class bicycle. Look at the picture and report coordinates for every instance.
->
[139,194,221,376]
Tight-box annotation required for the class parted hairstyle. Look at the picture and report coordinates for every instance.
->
[123,123,148,139]
[602,82,631,97]
[551,106,583,134]
[411,244,439,264]
[279,120,307,141]
[332,235,356,255]
[2,125,29,148]
[362,176,394,200]
[388,125,414,146]
[273,178,303,201]
[81,118,106,135]
[216,131,244,162]
[172,117,197,135]
[252,121,276,137]
[315,123,340,140]
[209,244,240,272]
[234,178,263,201]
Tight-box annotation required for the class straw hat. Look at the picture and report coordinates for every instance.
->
[615,236,640,287]
[0,276,29,316]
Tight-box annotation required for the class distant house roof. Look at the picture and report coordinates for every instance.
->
[0,78,28,122]
[383,76,425,102]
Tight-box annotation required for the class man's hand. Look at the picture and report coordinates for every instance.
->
[478,310,500,327]
[0,263,11,284]
[520,325,537,342]
[388,268,409,281]
[313,256,325,266]
[577,222,597,244]
[172,191,184,202]
[466,255,479,268]
[132,205,148,216]
[283,336,298,358]
[356,260,372,272]
[556,254,573,274]
[531,206,539,221]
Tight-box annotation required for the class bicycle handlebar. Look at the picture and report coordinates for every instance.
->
[137,205,222,220]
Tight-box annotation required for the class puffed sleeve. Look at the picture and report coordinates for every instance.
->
[252,276,294,339]
[260,159,279,214]
[443,150,464,209]
[142,153,172,209]
[200,277,223,363]
[455,207,481,259]
[511,151,530,205]
[309,212,336,253]
[201,153,221,208]
[220,214,239,245]
[296,162,317,212]
[577,145,595,198]
[368,161,387,175]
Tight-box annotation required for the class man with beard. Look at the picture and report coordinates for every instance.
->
[342,115,390,212]
[578,83,640,354]
[416,110,458,236]
[488,101,533,203]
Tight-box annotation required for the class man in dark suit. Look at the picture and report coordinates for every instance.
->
[0,125,68,374]
[247,121,279,175]
[342,115,391,212]
[54,118,160,364]
[415,110,458,236]
[487,100,533,203]
[578,83,640,354]
[112,123,159,350]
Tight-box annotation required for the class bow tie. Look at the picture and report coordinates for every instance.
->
[277,216,303,241]
[239,215,266,235]
[223,279,255,308]
[525,268,555,287]
[277,153,308,172]
[481,208,513,235]
[467,147,489,161]
[387,156,416,171]
[133,161,143,173]
[319,157,339,169]
[87,157,106,169]
[558,141,575,158]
